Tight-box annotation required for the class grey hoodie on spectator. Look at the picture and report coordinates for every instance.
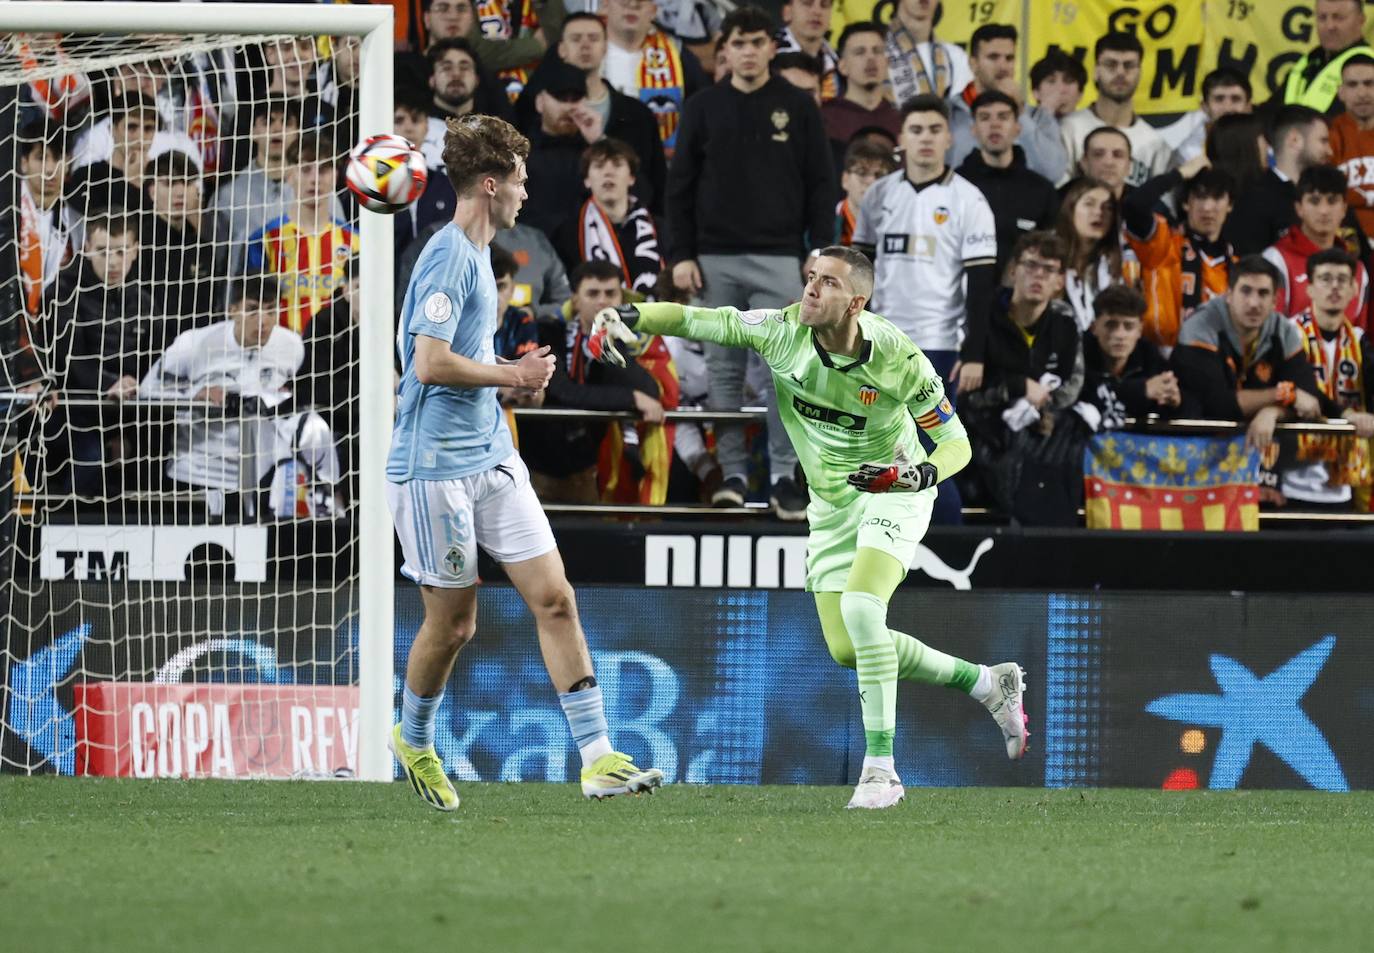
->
[948,99,1072,188]
[1018,105,1072,186]
[396,220,572,323]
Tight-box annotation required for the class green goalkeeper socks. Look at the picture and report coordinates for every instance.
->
[840,591,899,756]
[891,628,980,693]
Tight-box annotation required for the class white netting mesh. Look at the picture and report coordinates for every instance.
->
[1,28,372,778]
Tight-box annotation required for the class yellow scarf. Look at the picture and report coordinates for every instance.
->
[638,30,685,158]
[1295,310,1371,487]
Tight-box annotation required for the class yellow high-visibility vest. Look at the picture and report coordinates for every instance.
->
[1285,45,1374,112]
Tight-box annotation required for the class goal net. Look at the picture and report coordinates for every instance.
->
[0,5,395,780]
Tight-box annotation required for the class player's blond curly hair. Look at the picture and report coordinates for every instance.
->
[442,114,531,196]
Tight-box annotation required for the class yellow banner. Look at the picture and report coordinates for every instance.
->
[1025,1,1205,114]
[1202,1,1353,104]
[830,0,1022,50]
[828,2,1374,116]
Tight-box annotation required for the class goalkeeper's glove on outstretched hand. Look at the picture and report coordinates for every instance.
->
[847,447,938,494]
[588,305,640,368]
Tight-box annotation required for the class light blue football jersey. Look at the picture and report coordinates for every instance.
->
[386,223,514,482]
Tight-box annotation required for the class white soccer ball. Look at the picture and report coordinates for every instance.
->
[345,133,428,214]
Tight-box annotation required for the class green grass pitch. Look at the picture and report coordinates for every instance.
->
[2,779,1370,953]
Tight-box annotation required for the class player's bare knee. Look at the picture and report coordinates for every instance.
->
[448,619,478,649]
[530,582,578,626]
[424,615,476,652]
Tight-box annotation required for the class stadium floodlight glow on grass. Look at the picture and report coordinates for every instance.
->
[0,3,395,781]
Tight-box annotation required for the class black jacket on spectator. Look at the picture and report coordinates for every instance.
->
[964,294,1084,409]
[395,169,457,262]
[960,292,1086,525]
[957,146,1059,276]
[520,315,657,477]
[1081,332,1177,429]
[297,294,358,498]
[1172,295,1321,419]
[0,176,41,387]
[666,76,835,260]
[515,68,668,215]
[66,161,145,218]
[138,211,225,332]
[602,92,668,216]
[522,128,595,238]
[48,258,159,394]
[1224,168,1294,257]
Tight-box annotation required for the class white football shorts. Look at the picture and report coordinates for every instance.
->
[386,453,557,588]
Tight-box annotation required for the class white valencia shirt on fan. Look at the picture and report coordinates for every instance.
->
[853,168,997,352]
[138,319,304,491]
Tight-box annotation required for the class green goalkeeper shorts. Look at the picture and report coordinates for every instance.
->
[805,489,936,592]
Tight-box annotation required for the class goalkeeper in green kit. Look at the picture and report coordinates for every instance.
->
[588,245,1028,809]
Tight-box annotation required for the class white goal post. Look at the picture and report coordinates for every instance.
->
[0,3,396,782]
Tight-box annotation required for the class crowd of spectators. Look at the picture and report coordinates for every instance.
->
[6,0,1374,525]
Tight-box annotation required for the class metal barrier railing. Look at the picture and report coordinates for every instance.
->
[511,407,1373,526]
[6,394,1371,524]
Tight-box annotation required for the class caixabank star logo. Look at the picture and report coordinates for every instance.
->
[1145,636,1348,791]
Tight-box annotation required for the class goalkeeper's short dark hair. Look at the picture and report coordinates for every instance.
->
[816,245,874,301]
[230,274,283,308]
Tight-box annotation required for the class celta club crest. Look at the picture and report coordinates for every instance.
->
[933,205,950,225]
[858,385,879,405]
[444,545,465,576]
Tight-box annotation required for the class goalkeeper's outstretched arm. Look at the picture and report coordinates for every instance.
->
[587,303,785,367]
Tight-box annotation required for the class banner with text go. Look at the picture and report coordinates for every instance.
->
[1028,1,1207,114]
[1027,2,1374,115]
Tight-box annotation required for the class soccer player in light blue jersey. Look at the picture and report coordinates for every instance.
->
[386,115,663,809]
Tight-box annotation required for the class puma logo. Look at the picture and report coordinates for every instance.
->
[908,538,994,590]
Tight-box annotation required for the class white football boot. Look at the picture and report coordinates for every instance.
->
[984,662,1030,759]
[845,765,906,810]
